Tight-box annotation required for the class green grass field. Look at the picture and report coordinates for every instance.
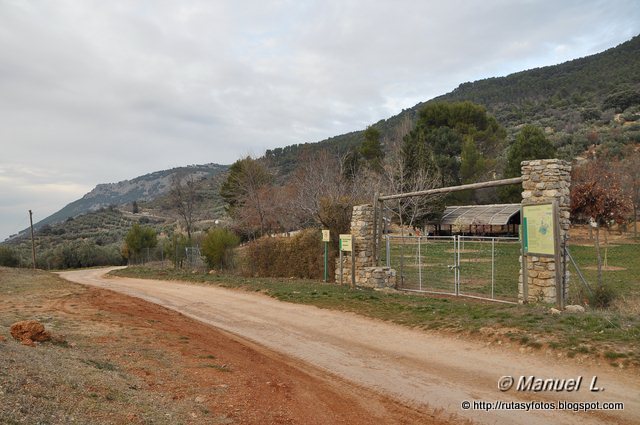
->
[565,243,640,300]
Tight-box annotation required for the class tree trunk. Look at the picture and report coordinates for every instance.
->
[634,203,638,238]
[398,199,405,287]
[603,228,608,269]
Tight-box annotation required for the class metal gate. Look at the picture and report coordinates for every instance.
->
[382,235,520,303]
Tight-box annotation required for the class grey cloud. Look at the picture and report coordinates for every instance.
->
[1,0,639,239]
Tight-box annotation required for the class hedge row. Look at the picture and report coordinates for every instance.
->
[242,229,335,280]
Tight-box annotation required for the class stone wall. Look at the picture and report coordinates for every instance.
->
[361,267,397,288]
[519,159,571,304]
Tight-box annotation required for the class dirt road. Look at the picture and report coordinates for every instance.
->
[59,268,640,425]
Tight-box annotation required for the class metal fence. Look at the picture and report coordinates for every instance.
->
[562,237,638,309]
[382,235,457,295]
[127,245,167,266]
[127,245,206,271]
[381,235,520,303]
[457,236,520,302]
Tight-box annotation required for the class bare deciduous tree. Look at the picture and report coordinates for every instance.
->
[571,162,632,286]
[379,123,444,233]
[221,157,275,239]
[169,174,198,241]
[617,147,640,237]
[290,149,372,248]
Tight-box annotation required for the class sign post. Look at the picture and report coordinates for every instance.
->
[322,230,330,282]
[339,234,354,288]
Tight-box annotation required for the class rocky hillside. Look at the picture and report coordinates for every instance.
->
[30,163,228,232]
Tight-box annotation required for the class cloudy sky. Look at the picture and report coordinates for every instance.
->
[1,0,639,239]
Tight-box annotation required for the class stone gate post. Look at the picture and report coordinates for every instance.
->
[519,159,571,304]
[335,204,396,288]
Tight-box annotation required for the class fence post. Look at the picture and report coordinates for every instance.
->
[454,236,460,296]
[373,192,379,266]
[491,237,495,299]
[418,236,422,291]
[562,234,568,301]
[385,236,390,268]
[339,250,343,285]
[520,159,571,304]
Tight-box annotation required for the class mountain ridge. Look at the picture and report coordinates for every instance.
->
[19,163,228,236]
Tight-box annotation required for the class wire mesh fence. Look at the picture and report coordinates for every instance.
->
[457,236,520,302]
[127,245,206,271]
[126,246,167,266]
[185,246,206,270]
[563,238,640,309]
[381,235,457,295]
[381,235,520,302]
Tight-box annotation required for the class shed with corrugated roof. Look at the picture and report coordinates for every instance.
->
[433,204,521,235]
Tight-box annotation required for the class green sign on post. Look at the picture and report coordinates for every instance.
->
[521,202,563,308]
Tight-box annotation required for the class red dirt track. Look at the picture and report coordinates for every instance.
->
[62,277,447,424]
[59,268,640,425]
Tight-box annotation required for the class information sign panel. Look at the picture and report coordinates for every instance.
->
[339,234,352,252]
[522,203,556,256]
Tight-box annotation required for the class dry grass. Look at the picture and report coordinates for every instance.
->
[0,267,216,424]
[611,294,640,316]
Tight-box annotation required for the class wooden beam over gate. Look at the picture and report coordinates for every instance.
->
[375,176,523,266]
[377,177,523,201]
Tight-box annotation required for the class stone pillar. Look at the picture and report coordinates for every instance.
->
[335,204,375,284]
[334,204,397,288]
[519,159,571,304]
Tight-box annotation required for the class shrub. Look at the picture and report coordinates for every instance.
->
[589,285,616,309]
[603,90,640,113]
[581,108,601,122]
[124,224,157,262]
[243,229,335,279]
[165,233,189,268]
[40,241,125,270]
[201,228,240,270]
[0,246,20,267]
